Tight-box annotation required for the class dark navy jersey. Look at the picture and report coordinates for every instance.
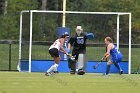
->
[68,32,87,51]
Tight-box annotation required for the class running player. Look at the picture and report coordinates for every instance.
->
[45,33,70,76]
[101,37,123,75]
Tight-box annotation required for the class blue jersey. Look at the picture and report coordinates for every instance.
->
[110,45,123,63]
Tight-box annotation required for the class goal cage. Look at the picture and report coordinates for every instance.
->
[18,10,131,74]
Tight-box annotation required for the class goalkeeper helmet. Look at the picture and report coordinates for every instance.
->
[76,26,83,36]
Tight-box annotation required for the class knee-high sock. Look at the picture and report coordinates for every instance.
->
[71,62,76,71]
[114,63,122,71]
[47,65,54,73]
[54,67,57,71]
[106,65,111,75]
[68,58,76,71]
[53,64,58,71]
[47,64,58,72]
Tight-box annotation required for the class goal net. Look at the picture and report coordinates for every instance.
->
[18,10,131,73]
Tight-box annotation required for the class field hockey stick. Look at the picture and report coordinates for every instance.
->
[66,54,76,60]
[93,60,103,69]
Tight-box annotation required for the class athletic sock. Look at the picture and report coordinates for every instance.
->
[47,65,54,73]
[53,64,58,71]
[114,63,122,71]
[47,64,58,73]
[106,65,111,75]
[54,67,57,71]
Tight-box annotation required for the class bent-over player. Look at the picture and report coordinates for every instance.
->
[45,34,70,76]
[101,37,123,75]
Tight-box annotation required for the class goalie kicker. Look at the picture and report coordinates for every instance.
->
[68,53,86,75]
[68,26,93,75]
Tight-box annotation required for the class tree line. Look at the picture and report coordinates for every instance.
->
[0,0,140,43]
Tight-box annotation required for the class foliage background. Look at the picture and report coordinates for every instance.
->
[0,0,139,43]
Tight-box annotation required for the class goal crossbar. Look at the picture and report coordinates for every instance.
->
[21,10,131,15]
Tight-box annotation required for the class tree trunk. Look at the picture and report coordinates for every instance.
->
[57,0,62,27]
[0,0,7,15]
[41,0,47,10]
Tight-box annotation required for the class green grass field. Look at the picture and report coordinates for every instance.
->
[0,72,139,93]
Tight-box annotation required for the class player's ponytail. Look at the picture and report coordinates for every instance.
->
[105,37,113,43]
[60,34,64,38]
[60,34,69,38]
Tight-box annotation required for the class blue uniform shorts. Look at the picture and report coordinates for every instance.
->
[111,54,123,63]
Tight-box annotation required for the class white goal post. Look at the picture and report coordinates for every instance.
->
[19,10,131,74]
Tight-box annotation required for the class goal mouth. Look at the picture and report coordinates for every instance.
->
[19,10,131,74]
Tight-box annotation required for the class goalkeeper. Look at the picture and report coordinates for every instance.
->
[68,26,94,75]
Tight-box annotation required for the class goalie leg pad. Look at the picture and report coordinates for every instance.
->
[77,54,86,71]
[68,58,76,71]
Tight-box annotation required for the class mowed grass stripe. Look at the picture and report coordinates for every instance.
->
[0,72,140,93]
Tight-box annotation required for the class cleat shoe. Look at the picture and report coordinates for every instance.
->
[45,72,52,76]
[53,71,59,74]
[77,69,85,75]
[102,73,109,76]
[70,70,75,75]
[119,70,123,75]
